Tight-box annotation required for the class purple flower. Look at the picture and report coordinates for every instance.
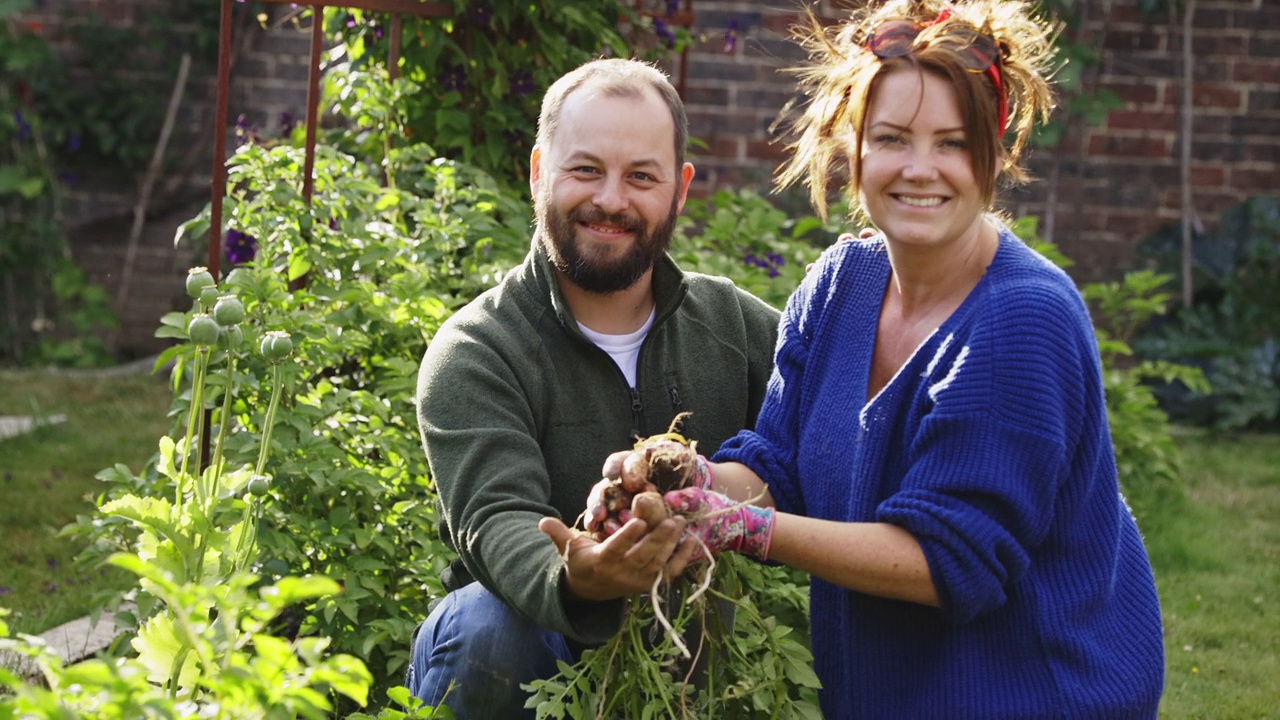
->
[468,2,494,26]
[654,19,675,49]
[225,228,258,266]
[234,114,259,147]
[345,12,357,28]
[45,582,58,593]
[724,20,739,54]
[437,64,468,92]
[47,559,58,571]
[510,70,535,98]
[280,112,298,133]
[743,248,785,277]
[67,131,81,152]
[0,587,12,596]
[14,110,32,143]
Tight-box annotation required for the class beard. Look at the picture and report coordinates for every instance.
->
[538,189,678,295]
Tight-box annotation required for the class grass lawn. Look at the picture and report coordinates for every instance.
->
[0,367,173,636]
[1152,430,1280,719]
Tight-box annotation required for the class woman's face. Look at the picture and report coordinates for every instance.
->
[858,68,987,252]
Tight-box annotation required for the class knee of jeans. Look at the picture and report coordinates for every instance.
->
[417,583,567,672]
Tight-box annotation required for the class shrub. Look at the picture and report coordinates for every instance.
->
[1135,195,1280,431]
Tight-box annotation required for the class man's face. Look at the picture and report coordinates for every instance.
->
[533,87,691,294]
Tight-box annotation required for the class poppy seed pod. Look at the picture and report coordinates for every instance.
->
[186,267,215,299]
[213,295,246,326]
[188,314,220,346]
[260,330,294,362]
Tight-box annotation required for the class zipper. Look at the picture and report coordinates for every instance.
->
[630,387,644,440]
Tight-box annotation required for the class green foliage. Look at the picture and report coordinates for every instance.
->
[2,279,382,716]
[1,574,374,718]
[670,187,840,310]
[172,152,519,705]
[525,556,821,720]
[1029,1,1127,148]
[23,259,119,367]
[332,1,632,192]
[1136,195,1280,431]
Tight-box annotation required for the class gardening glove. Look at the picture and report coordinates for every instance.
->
[663,486,775,561]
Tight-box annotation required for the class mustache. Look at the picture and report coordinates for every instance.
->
[567,205,645,234]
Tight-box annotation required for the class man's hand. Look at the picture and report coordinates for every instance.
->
[806,228,879,273]
[539,514,697,601]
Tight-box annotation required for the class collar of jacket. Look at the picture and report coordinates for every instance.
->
[527,233,690,336]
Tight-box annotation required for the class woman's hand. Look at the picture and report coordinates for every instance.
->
[663,486,776,561]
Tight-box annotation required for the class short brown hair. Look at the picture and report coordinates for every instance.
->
[536,58,688,174]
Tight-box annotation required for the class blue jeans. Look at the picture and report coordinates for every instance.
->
[406,582,576,719]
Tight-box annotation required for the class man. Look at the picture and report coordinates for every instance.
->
[407,58,780,718]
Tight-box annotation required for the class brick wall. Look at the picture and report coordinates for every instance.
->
[16,1,314,357]
[14,0,1279,355]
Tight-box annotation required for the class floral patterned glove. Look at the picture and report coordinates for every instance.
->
[663,486,775,561]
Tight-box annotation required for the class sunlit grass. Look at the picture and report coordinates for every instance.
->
[0,368,173,635]
[1152,430,1280,719]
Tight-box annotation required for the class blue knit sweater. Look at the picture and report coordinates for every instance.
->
[714,224,1165,719]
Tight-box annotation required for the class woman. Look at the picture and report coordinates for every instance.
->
[595,0,1165,716]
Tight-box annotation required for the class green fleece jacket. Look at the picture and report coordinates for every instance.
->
[416,238,780,644]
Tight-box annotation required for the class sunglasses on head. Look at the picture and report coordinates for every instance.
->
[864,11,1008,138]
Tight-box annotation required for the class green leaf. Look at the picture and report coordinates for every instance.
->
[313,653,374,706]
[287,247,313,281]
[261,575,341,608]
[131,613,199,687]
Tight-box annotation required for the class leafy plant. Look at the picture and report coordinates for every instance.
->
[525,555,821,720]
[1136,195,1280,430]
[1,270,380,717]
[332,1,633,193]
[670,187,837,311]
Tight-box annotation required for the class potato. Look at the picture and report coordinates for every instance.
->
[631,491,670,527]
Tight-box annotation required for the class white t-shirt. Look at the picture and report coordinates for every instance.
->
[578,308,656,389]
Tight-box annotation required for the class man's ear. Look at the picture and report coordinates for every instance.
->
[674,162,695,214]
[530,146,543,195]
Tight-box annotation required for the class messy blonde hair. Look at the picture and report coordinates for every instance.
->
[775,0,1058,219]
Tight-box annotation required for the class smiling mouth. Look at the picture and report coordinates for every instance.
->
[894,195,946,208]
[582,222,630,235]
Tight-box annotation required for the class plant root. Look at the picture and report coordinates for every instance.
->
[650,568,691,659]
